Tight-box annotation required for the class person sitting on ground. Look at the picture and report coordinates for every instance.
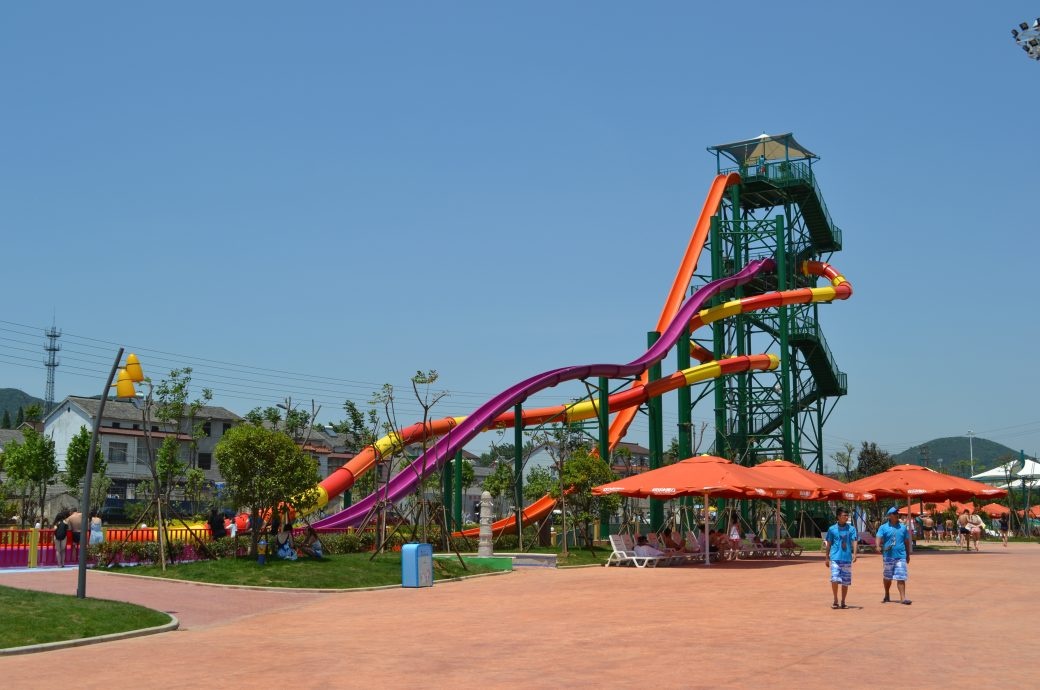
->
[661,527,686,552]
[275,521,297,560]
[634,535,665,558]
[298,526,324,559]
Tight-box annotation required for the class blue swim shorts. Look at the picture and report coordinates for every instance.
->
[830,560,852,586]
[883,557,908,581]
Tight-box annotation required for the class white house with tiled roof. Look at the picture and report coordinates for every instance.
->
[43,396,242,500]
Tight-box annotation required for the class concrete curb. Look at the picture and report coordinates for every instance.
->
[92,564,512,593]
[0,614,179,656]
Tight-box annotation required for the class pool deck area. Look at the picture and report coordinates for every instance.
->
[1,542,1038,688]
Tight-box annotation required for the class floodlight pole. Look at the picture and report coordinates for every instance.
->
[968,431,974,477]
[77,347,124,599]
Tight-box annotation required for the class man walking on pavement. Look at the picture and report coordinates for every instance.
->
[876,506,912,605]
[824,507,857,609]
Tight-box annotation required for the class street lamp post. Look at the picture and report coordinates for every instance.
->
[76,348,124,599]
[77,350,148,599]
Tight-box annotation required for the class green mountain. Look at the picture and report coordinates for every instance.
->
[894,436,1023,477]
[0,388,47,424]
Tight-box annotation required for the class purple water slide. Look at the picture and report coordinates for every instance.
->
[314,258,776,528]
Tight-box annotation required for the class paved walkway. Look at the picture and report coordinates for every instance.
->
[1,543,1039,688]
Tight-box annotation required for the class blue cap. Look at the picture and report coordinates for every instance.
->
[886,507,900,515]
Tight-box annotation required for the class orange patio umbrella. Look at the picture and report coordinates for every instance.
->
[593,455,827,565]
[753,460,875,501]
[980,503,1010,517]
[847,466,1006,536]
[897,500,973,516]
[752,459,872,552]
[1016,506,1040,519]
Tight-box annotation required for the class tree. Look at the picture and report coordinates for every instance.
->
[64,425,108,513]
[215,424,321,555]
[831,442,856,482]
[524,466,557,502]
[23,404,42,423]
[15,407,24,427]
[482,462,515,500]
[854,441,894,480]
[151,368,213,506]
[331,400,381,452]
[1,410,10,429]
[4,427,58,526]
[558,448,619,548]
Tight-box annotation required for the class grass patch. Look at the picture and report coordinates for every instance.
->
[0,585,171,650]
[121,552,497,589]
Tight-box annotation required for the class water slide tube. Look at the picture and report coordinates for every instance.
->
[305,174,736,524]
[606,172,739,450]
[311,257,776,529]
[309,258,852,533]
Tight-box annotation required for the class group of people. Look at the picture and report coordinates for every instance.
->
[630,524,796,561]
[207,507,325,561]
[825,506,912,609]
[49,509,105,567]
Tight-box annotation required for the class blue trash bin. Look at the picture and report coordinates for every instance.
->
[401,542,433,588]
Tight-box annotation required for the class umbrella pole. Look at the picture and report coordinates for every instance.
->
[704,492,710,567]
[776,499,781,559]
[907,496,913,553]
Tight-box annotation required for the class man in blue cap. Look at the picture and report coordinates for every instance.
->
[875,506,912,604]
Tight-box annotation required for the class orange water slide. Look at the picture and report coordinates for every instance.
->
[606,172,740,449]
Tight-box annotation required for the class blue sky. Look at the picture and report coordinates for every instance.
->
[3,3,1039,466]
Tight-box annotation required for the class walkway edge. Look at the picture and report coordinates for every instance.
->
[91,566,511,593]
[0,614,179,656]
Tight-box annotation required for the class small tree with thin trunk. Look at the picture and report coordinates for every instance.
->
[215,423,321,556]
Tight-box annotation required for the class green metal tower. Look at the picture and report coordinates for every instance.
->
[695,133,846,473]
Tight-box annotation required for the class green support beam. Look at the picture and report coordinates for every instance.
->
[648,331,664,531]
[598,376,610,539]
[514,404,523,543]
[453,449,463,530]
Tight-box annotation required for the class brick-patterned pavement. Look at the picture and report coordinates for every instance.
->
[2,543,1038,688]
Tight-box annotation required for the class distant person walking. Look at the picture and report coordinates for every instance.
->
[999,514,1009,547]
[876,507,912,605]
[824,507,858,609]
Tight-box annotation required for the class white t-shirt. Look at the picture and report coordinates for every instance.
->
[634,544,664,557]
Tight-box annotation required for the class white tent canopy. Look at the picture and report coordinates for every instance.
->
[1017,458,1040,478]
[996,478,1040,490]
[971,460,1022,482]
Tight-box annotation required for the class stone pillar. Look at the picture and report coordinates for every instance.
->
[478,490,494,557]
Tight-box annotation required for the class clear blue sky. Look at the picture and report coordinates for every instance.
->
[3,3,1039,466]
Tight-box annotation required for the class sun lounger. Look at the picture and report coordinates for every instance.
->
[606,534,663,568]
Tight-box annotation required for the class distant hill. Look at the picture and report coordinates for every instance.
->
[0,388,46,424]
[894,436,1022,476]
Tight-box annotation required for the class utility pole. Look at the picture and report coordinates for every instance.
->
[968,430,975,476]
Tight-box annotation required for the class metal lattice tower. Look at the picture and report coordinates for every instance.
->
[43,323,62,412]
[694,133,846,473]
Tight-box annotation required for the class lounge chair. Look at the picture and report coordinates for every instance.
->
[605,534,662,568]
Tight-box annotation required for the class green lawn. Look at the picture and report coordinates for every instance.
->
[122,552,498,588]
[0,585,171,650]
